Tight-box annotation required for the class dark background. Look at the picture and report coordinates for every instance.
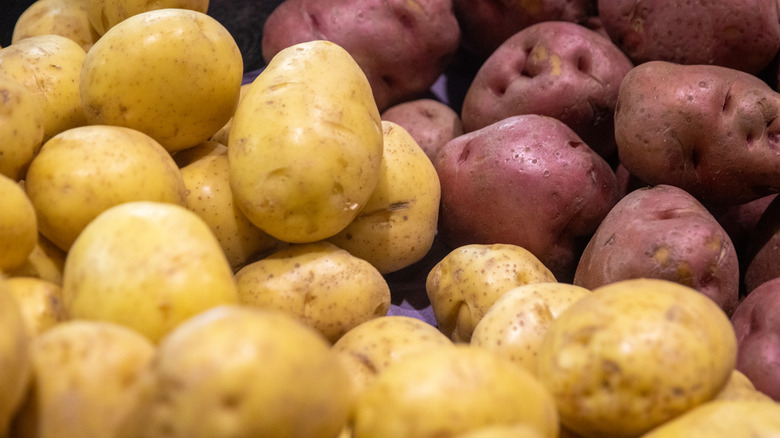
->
[1,0,284,72]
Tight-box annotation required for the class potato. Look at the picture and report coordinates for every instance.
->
[326,121,441,274]
[0,73,43,180]
[426,243,557,343]
[11,0,99,52]
[86,0,208,35]
[614,61,780,205]
[537,278,737,438]
[452,0,597,59]
[180,151,282,271]
[80,8,243,152]
[62,201,239,343]
[131,305,353,438]
[331,315,453,395]
[471,282,591,376]
[229,40,383,243]
[351,344,559,438]
[598,0,780,75]
[0,174,37,272]
[730,276,780,401]
[461,21,633,159]
[0,34,86,142]
[434,115,620,282]
[455,424,545,438]
[6,234,66,286]
[711,194,777,257]
[380,98,464,163]
[742,196,780,292]
[574,184,740,316]
[5,277,65,338]
[714,370,774,402]
[640,400,780,437]
[261,0,461,111]
[0,275,31,437]
[10,320,155,438]
[234,241,391,343]
[24,125,187,252]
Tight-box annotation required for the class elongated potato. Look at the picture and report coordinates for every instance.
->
[229,40,384,243]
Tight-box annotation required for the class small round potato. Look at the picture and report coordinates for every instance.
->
[0,276,31,437]
[0,34,87,142]
[24,125,187,252]
[0,174,38,272]
[331,315,453,395]
[234,241,391,343]
[11,320,156,438]
[471,282,591,376]
[0,73,43,180]
[80,8,243,152]
[86,0,208,35]
[327,121,441,274]
[381,98,464,163]
[62,201,239,343]
[640,400,780,437]
[229,40,383,243]
[537,278,737,438]
[12,0,100,52]
[5,276,66,338]
[133,305,353,438]
[180,151,282,271]
[351,344,559,438]
[6,234,66,286]
[426,243,557,343]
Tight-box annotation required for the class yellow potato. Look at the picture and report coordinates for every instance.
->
[207,82,251,147]
[0,275,31,437]
[426,243,557,343]
[172,139,227,168]
[62,201,239,343]
[5,276,65,338]
[640,400,780,437]
[180,151,282,271]
[11,320,155,438]
[537,278,737,438]
[456,424,546,438]
[0,34,86,141]
[87,0,208,35]
[0,174,37,272]
[0,73,43,180]
[229,40,383,243]
[234,241,391,343]
[331,315,453,395]
[471,282,591,376]
[327,121,441,274]
[131,305,353,438]
[24,125,187,252]
[6,234,66,286]
[714,369,774,402]
[80,8,243,152]
[12,0,99,52]
[351,344,559,438]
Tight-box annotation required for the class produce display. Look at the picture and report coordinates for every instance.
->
[4,0,780,436]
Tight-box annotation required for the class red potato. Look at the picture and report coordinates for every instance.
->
[434,114,620,283]
[261,0,461,111]
[598,0,780,75]
[574,184,740,315]
[381,98,464,163]
[461,21,633,160]
[742,195,780,292]
[615,61,780,206]
[730,277,780,401]
[452,0,597,59]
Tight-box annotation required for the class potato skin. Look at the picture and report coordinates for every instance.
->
[742,196,780,292]
[730,277,780,401]
[574,184,740,315]
[615,61,780,205]
[434,115,620,282]
[261,0,461,111]
[461,21,633,159]
[381,98,464,164]
[599,0,780,75]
